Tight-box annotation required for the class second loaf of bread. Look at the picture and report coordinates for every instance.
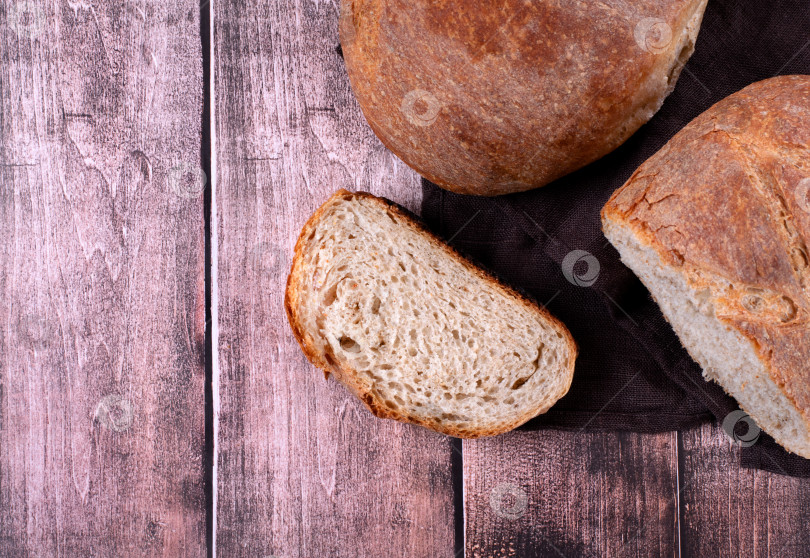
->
[602,75,810,457]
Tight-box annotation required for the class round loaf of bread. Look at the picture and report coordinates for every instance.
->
[339,0,708,195]
[602,75,810,457]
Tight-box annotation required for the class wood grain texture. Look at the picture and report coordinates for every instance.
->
[680,423,810,558]
[463,431,679,557]
[213,0,453,556]
[0,0,205,556]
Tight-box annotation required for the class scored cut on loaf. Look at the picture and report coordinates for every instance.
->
[340,0,708,195]
[285,190,577,437]
[602,75,810,457]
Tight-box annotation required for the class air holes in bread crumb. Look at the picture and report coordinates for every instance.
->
[339,336,361,353]
[511,377,529,390]
[292,193,577,438]
[322,284,338,306]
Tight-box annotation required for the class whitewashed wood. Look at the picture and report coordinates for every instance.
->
[0,0,206,555]
[213,0,452,556]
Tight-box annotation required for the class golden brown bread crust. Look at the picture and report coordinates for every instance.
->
[602,75,810,430]
[340,0,707,195]
[285,189,577,437]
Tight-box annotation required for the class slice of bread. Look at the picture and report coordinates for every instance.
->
[285,190,577,437]
[602,76,810,457]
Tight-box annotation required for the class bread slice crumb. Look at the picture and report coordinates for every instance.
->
[285,190,577,438]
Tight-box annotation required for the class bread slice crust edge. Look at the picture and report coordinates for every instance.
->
[285,189,577,438]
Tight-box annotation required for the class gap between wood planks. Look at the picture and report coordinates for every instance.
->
[452,438,465,557]
[201,1,216,557]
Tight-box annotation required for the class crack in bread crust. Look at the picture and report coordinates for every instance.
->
[602,75,810,456]
[725,134,810,295]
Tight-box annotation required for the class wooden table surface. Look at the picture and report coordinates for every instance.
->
[2,1,809,556]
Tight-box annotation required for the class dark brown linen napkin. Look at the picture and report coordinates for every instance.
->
[420,0,810,477]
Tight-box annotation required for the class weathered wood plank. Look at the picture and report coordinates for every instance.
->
[213,0,453,556]
[464,431,679,557]
[0,0,206,556]
[680,423,810,558]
